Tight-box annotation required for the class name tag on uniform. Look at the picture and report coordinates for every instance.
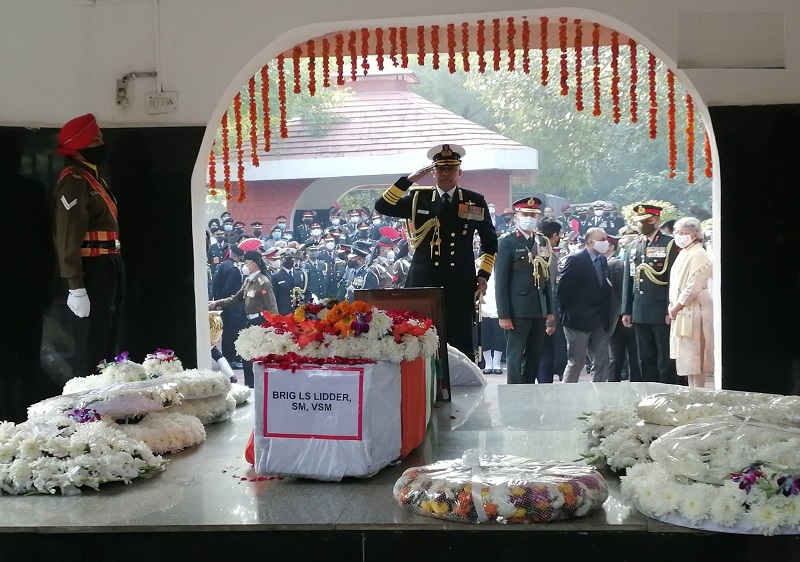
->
[418,209,429,215]
[516,248,527,253]
[247,290,256,297]
[457,204,484,221]
[646,247,666,258]
[277,280,286,284]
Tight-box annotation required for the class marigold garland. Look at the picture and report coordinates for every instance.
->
[507,17,516,71]
[431,25,440,70]
[247,76,259,167]
[389,27,399,67]
[260,65,270,153]
[477,20,486,73]
[667,69,677,178]
[276,55,288,139]
[335,33,345,85]
[233,93,246,201]
[361,28,370,76]
[629,39,639,123]
[686,93,696,184]
[208,144,216,195]
[447,24,456,73]
[460,23,470,71]
[574,19,584,111]
[592,23,601,116]
[417,26,425,66]
[559,17,569,96]
[221,110,231,199]
[648,51,658,139]
[292,46,302,94]
[492,18,501,72]
[306,40,316,96]
[375,28,385,70]
[348,30,358,82]
[322,38,331,88]
[704,130,713,178]
[540,17,549,86]
[399,27,409,67]
[610,31,621,123]
[521,18,531,74]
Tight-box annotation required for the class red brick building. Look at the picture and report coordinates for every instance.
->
[217,66,538,229]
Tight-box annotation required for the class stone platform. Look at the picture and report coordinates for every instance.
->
[1,382,797,562]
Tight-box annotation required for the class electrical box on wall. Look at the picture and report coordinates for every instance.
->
[146,91,179,114]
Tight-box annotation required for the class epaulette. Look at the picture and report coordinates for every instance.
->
[499,232,513,239]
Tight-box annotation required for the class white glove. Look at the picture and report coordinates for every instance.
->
[67,288,91,318]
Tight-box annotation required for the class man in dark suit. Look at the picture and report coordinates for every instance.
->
[494,198,555,384]
[271,251,299,315]
[557,227,613,383]
[607,235,641,382]
[375,143,498,359]
[622,203,680,384]
[211,244,245,368]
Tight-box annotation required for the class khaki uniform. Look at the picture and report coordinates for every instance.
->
[218,273,278,319]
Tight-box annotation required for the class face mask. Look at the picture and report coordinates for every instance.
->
[386,250,396,261]
[278,222,286,229]
[223,224,233,232]
[215,237,225,244]
[303,218,312,223]
[311,228,322,236]
[350,216,360,224]
[308,251,319,259]
[269,259,280,269]
[331,218,340,226]
[592,240,610,254]
[253,229,262,236]
[674,233,693,248]
[603,212,610,217]
[271,232,282,239]
[347,259,359,269]
[78,144,108,164]
[578,214,587,220]
[325,242,335,251]
[517,216,537,231]
[282,259,294,269]
[372,219,381,226]
[488,207,495,215]
[639,222,656,235]
[234,228,244,234]
[594,210,604,217]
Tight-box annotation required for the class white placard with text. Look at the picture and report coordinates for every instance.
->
[263,367,364,440]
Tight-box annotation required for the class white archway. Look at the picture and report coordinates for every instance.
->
[192,8,722,387]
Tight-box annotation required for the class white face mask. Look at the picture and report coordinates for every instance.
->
[325,242,335,251]
[372,218,381,225]
[331,218,340,226]
[674,233,693,248]
[269,259,280,269]
[594,210,604,217]
[517,216,537,232]
[592,239,610,254]
[311,228,322,236]
[350,216,360,224]
[386,250,396,261]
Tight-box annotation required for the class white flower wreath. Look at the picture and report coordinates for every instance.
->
[112,411,206,454]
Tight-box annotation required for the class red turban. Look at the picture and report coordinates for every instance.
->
[57,113,98,157]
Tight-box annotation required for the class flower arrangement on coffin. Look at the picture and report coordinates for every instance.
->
[0,413,166,496]
[235,299,438,365]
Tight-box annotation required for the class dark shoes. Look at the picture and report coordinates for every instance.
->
[492,368,503,374]
[230,361,243,370]
[483,368,493,375]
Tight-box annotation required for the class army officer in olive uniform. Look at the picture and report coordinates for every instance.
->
[209,250,278,387]
[375,143,498,359]
[494,198,555,384]
[621,204,680,384]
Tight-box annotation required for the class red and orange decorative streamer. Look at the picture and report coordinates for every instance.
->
[211,19,714,200]
[574,19,584,111]
[667,69,677,178]
[685,94,695,184]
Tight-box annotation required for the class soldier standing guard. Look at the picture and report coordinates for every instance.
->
[345,241,379,301]
[621,203,680,384]
[494,198,555,384]
[374,143,498,359]
[54,114,126,378]
[302,244,328,301]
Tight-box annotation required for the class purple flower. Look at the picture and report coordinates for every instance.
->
[114,351,130,363]
[351,313,370,336]
[67,408,101,423]
[777,476,800,497]
[155,348,174,357]
[730,464,764,493]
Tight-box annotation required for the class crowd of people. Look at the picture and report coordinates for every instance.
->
[206,142,714,389]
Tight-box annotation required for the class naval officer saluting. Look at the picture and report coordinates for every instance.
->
[374,143,498,359]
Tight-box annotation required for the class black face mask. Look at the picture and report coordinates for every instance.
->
[282,259,295,269]
[579,214,587,220]
[347,259,359,269]
[78,145,108,165]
